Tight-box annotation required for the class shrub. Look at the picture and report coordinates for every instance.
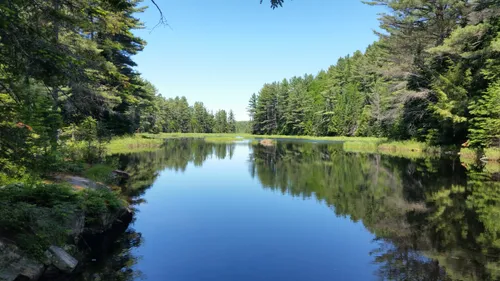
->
[80,188,123,224]
[0,183,80,259]
[0,182,124,259]
[84,164,116,184]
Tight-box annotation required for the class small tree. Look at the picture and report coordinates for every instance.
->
[227,110,236,133]
[79,117,98,163]
[468,82,500,148]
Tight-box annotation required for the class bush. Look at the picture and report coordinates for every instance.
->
[80,188,124,224]
[0,182,124,259]
[0,183,80,258]
[84,164,116,184]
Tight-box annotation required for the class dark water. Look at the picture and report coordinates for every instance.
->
[77,139,500,281]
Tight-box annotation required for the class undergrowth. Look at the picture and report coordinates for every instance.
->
[0,182,124,259]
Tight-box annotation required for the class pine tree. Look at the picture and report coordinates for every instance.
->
[227,110,237,133]
[469,82,500,148]
[214,110,228,133]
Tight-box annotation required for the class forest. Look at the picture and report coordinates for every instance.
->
[0,0,240,183]
[0,1,499,280]
[249,0,500,150]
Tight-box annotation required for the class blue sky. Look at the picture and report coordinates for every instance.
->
[133,0,384,120]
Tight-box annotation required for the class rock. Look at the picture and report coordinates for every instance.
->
[112,170,130,179]
[259,139,275,146]
[0,240,44,281]
[85,207,132,235]
[54,175,107,190]
[39,265,59,280]
[45,246,78,273]
[67,211,85,242]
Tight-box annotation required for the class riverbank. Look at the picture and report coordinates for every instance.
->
[0,164,131,281]
[107,133,385,153]
[107,133,500,163]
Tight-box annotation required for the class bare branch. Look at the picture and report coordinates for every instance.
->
[150,0,168,31]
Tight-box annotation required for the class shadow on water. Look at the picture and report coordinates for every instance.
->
[72,139,500,281]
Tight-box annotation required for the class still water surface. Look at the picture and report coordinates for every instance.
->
[78,139,500,281]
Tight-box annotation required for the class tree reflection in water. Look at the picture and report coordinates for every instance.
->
[78,139,499,281]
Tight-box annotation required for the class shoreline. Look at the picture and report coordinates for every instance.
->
[107,133,500,162]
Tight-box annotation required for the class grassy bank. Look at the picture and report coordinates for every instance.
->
[377,141,445,159]
[107,133,499,163]
[460,147,500,162]
[345,140,499,162]
[342,140,445,159]
[107,135,165,154]
[106,133,387,154]
[139,132,385,142]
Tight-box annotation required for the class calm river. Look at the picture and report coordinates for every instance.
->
[75,139,500,281]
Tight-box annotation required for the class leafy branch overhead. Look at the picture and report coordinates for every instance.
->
[261,0,285,9]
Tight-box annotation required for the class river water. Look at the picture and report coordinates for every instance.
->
[76,139,500,281]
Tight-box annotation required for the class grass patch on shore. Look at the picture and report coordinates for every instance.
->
[460,148,500,162]
[343,141,379,153]
[342,140,454,159]
[204,136,245,143]
[109,133,499,162]
[83,164,116,184]
[137,133,385,143]
[377,141,443,159]
[107,135,164,154]
[252,135,384,142]
[485,148,500,161]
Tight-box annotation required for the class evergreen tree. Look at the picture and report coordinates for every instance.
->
[214,110,229,133]
[227,110,237,133]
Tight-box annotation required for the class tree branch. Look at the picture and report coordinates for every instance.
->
[150,0,168,31]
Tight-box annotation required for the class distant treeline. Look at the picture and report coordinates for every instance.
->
[137,94,237,134]
[249,1,500,148]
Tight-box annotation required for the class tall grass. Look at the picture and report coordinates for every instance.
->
[460,147,500,162]
[107,133,499,163]
[107,135,164,154]
[343,141,379,153]
[377,141,444,159]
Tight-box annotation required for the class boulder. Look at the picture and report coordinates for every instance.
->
[54,175,107,190]
[0,240,44,281]
[85,207,132,235]
[259,139,275,146]
[112,170,130,179]
[67,211,85,241]
[45,246,78,273]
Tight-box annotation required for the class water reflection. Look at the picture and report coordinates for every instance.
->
[74,228,143,281]
[250,141,500,280]
[76,139,500,281]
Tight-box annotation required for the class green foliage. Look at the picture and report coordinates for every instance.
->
[84,164,116,184]
[78,117,109,163]
[235,121,252,134]
[469,82,500,148]
[0,177,124,258]
[80,188,123,225]
[227,110,237,133]
[214,110,229,133]
[0,183,80,258]
[249,0,500,149]
[107,135,165,154]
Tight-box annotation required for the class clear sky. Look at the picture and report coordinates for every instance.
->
[133,0,384,121]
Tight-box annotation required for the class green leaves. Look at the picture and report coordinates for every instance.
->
[469,82,500,148]
[248,0,498,148]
